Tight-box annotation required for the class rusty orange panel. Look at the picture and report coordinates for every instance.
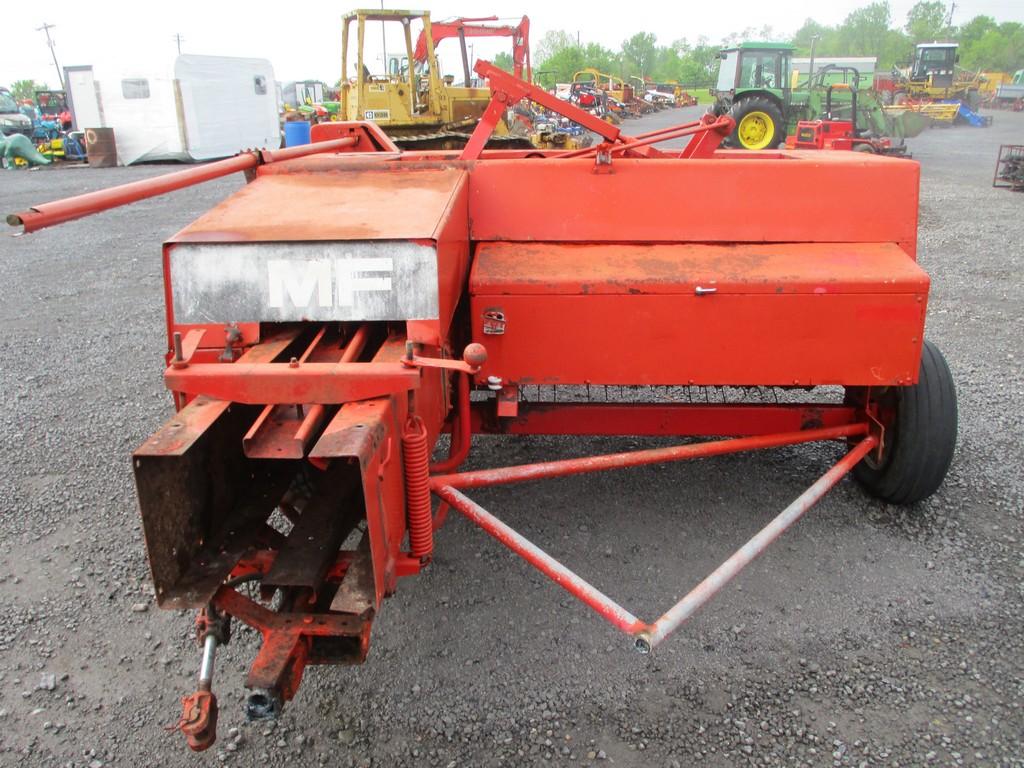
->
[470,241,928,387]
[472,293,926,386]
[471,242,929,295]
[169,167,468,243]
[467,155,919,256]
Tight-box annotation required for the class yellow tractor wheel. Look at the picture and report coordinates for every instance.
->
[727,97,785,150]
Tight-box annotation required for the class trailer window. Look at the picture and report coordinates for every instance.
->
[121,79,150,99]
[254,75,268,95]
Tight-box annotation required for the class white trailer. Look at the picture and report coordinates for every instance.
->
[65,55,280,165]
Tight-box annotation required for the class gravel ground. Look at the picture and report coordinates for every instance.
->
[0,112,1021,768]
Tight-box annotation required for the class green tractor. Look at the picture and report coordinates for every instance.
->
[713,42,914,150]
[713,42,794,149]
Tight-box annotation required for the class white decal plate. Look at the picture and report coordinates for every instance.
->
[170,241,439,323]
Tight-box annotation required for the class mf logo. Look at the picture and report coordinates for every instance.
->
[267,257,393,309]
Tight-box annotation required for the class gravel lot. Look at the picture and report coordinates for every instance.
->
[0,111,1022,768]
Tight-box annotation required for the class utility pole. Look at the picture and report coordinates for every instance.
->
[37,23,64,91]
[380,0,387,73]
[174,33,184,55]
[945,2,956,28]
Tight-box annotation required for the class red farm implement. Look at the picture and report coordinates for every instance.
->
[8,61,956,751]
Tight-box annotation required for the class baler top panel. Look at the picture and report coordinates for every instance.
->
[170,167,468,243]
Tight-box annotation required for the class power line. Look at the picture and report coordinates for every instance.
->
[37,22,64,90]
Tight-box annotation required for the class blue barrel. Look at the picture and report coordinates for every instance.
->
[284,121,311,147]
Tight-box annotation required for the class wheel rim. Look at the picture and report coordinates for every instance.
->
[737,110,775,149]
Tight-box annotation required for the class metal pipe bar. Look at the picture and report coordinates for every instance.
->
[8,136,357,234]
[431,423,868,490]
[435,436,876,652]
[287,324,370,447]
[636,435,877,651]
[557,116,731,160]
[605,120,731,156]
[430,371,472,473]
[339,324,370,364]
[198,634,217,688]
[469,402,860,438]
[433,485,645,634]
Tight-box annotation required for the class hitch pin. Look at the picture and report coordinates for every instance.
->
[198,633,218,690]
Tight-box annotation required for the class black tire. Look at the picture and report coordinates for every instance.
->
[726,96,785,150]
[852,143,876,153]
[847,341,957,505]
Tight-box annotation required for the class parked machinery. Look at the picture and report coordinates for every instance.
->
[993,144,1024,190]
[892,42,985,106]
[340,9,532,149]
[714,45,912,150]
[8,61,957,753]
[787,81,908,155]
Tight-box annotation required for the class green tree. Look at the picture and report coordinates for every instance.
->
[534,30,575,65]
[905,1,950,42]
[493,52,514,73]
[10,79,46,101]
[959,21,1024,71]
[622,32,658,78]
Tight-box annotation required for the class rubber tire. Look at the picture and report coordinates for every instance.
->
[849,341,957,505]
[852,143,876,153]
[727,96,785,150]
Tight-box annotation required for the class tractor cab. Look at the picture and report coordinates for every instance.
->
[714,42,793,149]
[715,42,793,99]
[911,43,958,88]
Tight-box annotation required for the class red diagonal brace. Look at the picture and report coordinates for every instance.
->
[461,60,621,160]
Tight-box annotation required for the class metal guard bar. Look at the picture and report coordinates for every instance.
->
[7,136,359,234]
[431,427,876,651]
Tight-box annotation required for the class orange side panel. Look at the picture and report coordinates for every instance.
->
[471,293,926,386]
[470,241,928,387]
[468,155,919,256]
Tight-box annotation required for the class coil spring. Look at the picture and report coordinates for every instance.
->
[402,415,433,560]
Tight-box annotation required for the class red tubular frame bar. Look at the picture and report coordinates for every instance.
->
[430,424,875,650]
[430,371,472,473]
[7,136,358,234]
[432,423,866,489]
[461,61,733,162]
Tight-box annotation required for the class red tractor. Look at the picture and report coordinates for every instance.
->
[788,83,907,155]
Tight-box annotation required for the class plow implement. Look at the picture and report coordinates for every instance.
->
[8,60,956,751]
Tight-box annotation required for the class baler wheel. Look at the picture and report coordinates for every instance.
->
[848,340,957,505]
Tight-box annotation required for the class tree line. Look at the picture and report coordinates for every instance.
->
[514,1,1024,88]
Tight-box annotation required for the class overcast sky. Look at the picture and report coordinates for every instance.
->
[3,0,1021,87]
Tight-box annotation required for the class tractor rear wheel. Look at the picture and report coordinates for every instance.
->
[847,341,957,505]
[727,97,785,150]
